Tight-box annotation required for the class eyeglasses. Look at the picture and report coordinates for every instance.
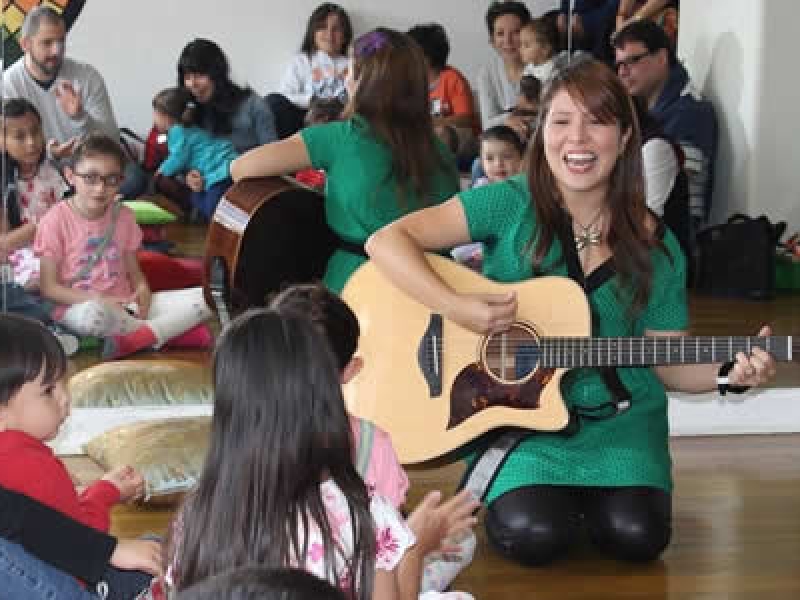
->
[614,51,652,72]
[73,172,124,187]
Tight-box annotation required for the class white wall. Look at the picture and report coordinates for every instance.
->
[679,0,800,232]
[63,0,501,135]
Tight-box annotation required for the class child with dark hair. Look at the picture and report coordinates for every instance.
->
[0,314,154,598]
[1,99,68,292]
[1,98,77,351]
[152,87,238,221]
[175,567,346,600]
[139,308,477,600]
[269,283,478,595]
[35,133,213,359]
[407,23,478,137]
[268,3,353,138]
[475,125,525,187]
[520,17,562,82]
[455,125,525,270]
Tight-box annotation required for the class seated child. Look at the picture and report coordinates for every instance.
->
[407,23,479,163]
[269,283,477,595]
[520,17,561,83]
[455,125,525,270]
[141,307,479,600]
[152,87,239,221]
[1,98,78,354]
[34,133,213,359]
[0,314,153,596]
[1,98,68,291]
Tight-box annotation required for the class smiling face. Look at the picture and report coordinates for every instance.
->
[2,111,45,169]
[314,13,347,57]
[0,369,70,442]
[491,14,523,63]
[543,88,629,203]
[183,72,214,104]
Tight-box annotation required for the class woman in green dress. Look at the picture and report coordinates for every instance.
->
[230,28,459,293]
[366,59,777,566]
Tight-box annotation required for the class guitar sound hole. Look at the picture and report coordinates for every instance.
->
[482,323,541,384]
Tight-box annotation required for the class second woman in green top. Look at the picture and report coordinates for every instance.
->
[231,28,459,293]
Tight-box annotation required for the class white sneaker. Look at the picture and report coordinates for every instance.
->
[54,331,79,356]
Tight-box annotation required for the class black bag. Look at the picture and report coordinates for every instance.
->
[693,214,785,300]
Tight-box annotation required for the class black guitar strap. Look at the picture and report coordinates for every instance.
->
[556,212,632,423]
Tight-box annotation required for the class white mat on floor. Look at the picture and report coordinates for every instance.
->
[50,387,800,457]
[51,404,212,456]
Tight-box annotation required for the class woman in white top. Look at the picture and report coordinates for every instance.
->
[477,1,531,136]
[267,3,352,138]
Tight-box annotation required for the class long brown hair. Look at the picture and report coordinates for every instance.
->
[527,58,660,318]
[346,28,456,208]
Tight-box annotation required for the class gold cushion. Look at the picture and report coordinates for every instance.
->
[70,360,211,408]
[85,417,211,504]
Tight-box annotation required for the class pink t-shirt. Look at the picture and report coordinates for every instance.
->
[34,201,142,313]
[350,416,409,508]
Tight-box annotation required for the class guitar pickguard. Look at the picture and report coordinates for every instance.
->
[447,364,555,429]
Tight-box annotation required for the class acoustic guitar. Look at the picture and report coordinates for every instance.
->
[203,176,337,316]
[341,253,797,464]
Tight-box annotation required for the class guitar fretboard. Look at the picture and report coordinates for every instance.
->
[538,336,793,368]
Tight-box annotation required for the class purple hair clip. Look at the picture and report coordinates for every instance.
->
[354,30,390,58]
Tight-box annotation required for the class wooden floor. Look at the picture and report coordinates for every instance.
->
[62,220,800,599]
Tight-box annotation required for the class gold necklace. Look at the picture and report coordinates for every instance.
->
[572,207,605,251]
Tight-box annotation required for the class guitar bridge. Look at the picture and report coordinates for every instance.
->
[417,314,443,397]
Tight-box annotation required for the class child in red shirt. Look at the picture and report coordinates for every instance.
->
[0,315,144,532]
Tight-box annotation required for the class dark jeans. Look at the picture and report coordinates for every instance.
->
[190,178,233,221]
[0,537,153,600]
[486,485,672,566]
[1,282,53,323]
[265,93,307,139]
[0,537,94,600]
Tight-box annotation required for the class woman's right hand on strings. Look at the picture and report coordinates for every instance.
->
[449,291,517,335]
[185,169,205,192]
[406,489,480,556]
[110,538,163,576]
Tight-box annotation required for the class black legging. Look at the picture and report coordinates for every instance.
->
[485,485,671,566]
[265,93,307,139]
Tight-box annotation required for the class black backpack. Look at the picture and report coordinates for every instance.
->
[693,214,786,300]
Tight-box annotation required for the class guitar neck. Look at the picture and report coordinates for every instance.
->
[539,336,794,368]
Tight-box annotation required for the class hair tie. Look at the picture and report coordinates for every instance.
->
[354,30,389,59]
[186,101,197,109]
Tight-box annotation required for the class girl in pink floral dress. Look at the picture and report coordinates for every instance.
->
[149,309,478,600]
[1,98,68,289]
[270,283,479,596]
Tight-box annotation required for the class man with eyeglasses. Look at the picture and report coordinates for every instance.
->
[612,20,717,245]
